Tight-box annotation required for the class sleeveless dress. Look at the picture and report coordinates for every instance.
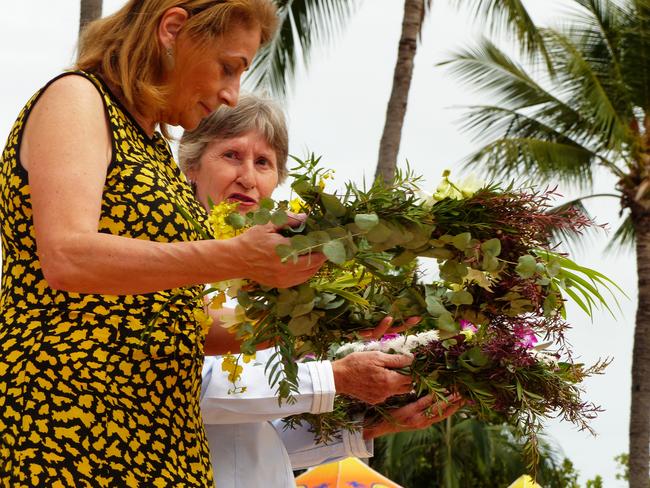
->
[0,71,214,487]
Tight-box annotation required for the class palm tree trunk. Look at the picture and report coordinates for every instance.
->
[79,0,102,37]
[630,214,650,488]
[374,0,424,184]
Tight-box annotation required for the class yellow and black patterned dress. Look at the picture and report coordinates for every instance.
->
[0,71,213,487]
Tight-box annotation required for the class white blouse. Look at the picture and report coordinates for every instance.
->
[201,349,373,487]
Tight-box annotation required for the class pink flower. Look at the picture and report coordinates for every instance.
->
[380,333,401,342]
[460,319,478,333]
[514,326,538,349]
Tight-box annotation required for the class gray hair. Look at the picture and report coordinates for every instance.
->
[179,92,289,183]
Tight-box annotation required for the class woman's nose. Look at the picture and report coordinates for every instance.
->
[219,81,240,108]
[236,161,255,189]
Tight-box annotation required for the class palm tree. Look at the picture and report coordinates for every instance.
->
[79,0,102,37]
[370,417,579,488]
[441,1,650,486]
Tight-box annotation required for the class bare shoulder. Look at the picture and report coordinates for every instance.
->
[22,73,111,171]
[34,74,106,123]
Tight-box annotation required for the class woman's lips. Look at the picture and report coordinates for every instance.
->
[199,102,212,116]
[227,193,257,206]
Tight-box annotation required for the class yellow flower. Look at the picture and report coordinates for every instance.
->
[221,353,244,383]
[289,198,307,213]
[209,292,227,310]
[208,201,245,240]
[317,170,335,191]
[220,352,255,385]
[193,308,213,335]
[460,329,476,341]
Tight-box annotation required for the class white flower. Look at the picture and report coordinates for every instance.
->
[457,173,484,198]
[334,342,365,358]
[404,330,440,350]
[531,348,560,366]
[415,189,436,209]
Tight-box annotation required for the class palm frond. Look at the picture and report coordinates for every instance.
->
[440,37,552,110]
[546,193,618,253]
[464,137,597,189]
[244,0,360,97]
[459,104,607,182]
[605,213,635,254]
[544,29,632,151]
[448,0,552,68]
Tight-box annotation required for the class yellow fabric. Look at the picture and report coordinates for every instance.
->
[295,457,404,488]
[0,71,212,486]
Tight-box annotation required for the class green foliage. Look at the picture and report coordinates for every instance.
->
[370,419,580,488]
[371,423,621,488]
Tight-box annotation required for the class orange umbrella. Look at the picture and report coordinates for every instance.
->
[295,457,404,488]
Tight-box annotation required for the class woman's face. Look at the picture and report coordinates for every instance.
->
[189,130,279,212]
[164,22,261,130]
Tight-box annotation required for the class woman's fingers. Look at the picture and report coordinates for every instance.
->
[358,316,394,340]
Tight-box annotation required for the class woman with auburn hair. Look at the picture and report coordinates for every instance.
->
[0,1,325,486]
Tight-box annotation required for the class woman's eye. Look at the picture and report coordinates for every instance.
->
[223,63,235,76]
[223,151,238,160]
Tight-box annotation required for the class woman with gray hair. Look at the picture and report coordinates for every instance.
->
[180,93,462,487]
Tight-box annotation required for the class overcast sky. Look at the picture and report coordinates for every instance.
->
[0,1,637,485]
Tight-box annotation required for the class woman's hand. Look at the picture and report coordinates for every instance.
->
[232,215,326,289]
[357,315,422,341]
[362,393,464,440]
[331,351,414,405]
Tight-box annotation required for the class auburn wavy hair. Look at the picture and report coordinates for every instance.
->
[76,0,277,130]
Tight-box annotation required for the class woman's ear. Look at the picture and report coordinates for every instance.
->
[158,7,189,50]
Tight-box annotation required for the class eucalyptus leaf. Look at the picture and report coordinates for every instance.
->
[391,250,416,267]
[225,212,246,229]
[271,211,289,226]
[323,240,346,264]
[420,247,456,260]
[354,213,379,231]
[481,254,500,272]
[259,198,275,210]
[307,230,331,245]
[292,179,314,196]
[437,312,458,332]
[291,300,315,318]
[425,296,448,316]
[291,235,315,252]
[320,193,346,217]
[448,290,474,306]
[440,260,469,283]
[452,232,472,250]
[275,244,294,260]
[480,238,501,257]
[467,347,489,367]
[516,255,538,279]
[365,221,392,243]
[288,313,319,336]
[253,208,271,225]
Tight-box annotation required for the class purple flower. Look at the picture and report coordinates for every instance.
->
[460,319,478,333]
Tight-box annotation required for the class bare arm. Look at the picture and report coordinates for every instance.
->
[23,76,324,295]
